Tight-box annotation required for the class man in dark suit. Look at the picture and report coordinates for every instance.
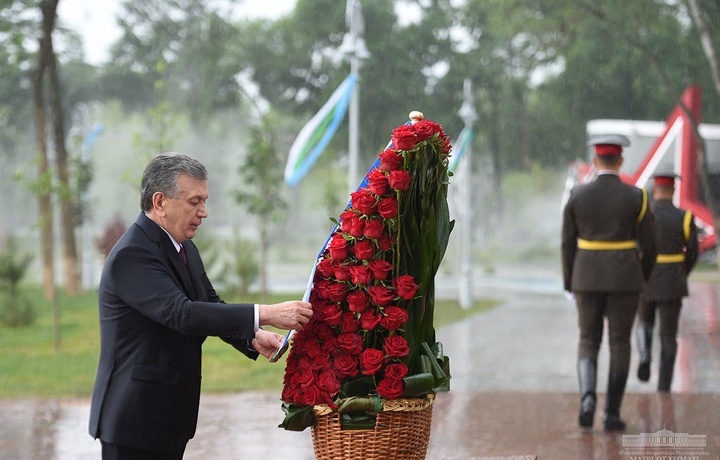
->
[636,173,698,392]
[89,152,313,459]
[562,135,657,431]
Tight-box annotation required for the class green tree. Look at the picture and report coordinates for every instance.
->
[240,0,458,167]
[233,112,288,299]
[110,0,246,128]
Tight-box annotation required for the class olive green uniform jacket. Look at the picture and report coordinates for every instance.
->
[646,199,698,300]
[562,173,657,293]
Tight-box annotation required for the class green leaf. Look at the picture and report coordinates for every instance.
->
[335,395,383,414]
[340,412,378,430]
[340,375,375,397]
[403,372,437,396]
[278,403,317,432]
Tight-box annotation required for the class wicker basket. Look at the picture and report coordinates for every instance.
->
[311,394,434,460]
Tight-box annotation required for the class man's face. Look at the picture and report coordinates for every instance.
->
[157,173,209,243]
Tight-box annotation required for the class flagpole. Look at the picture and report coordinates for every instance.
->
[348,57,360,196]
[457,79,477,309]
[341,0,370,195]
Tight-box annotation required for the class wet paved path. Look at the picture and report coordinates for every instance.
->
[1,266,719,459]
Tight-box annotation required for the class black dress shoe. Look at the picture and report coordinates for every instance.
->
[637,361,650,382]
[604,413,626,431]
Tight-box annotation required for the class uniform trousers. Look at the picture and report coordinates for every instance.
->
[101,441,186,460]
[637,298,682,357]
[575,291,639,375]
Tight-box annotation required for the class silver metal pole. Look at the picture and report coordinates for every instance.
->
[457,79,477,309]
[348,56,360,195]
[342,0,369,194]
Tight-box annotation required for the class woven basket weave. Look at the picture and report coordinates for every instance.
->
[311,394,434,460]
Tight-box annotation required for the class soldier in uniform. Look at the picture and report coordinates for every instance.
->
[636,173,698,392]
[562,134,657,431]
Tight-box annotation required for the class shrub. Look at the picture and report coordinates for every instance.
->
[0,236,35,327]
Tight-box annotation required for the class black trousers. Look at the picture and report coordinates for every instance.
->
[637,297,682,357]
[101,441,186,460]
[575,291,639,376]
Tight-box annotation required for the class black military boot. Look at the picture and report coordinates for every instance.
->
[657,349,676,392]
[577,358,597,428]
[604,372,628,431]
[636,322,653,382]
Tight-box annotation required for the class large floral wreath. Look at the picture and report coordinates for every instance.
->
[280,114,453,431]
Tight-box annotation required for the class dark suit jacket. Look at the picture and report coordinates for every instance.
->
[562,174,657,293]
[89,213,259,453]
[646,199,699,300]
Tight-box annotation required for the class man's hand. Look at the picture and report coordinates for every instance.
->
[258,300,313,330]
[252,329,285,360]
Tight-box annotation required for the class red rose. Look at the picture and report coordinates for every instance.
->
[440,136,451,156]
[387,170,412,191]
[332,261,352,281]
[368,260,393,280]
[380,305,408,330]
[315,321,335,341]
[392,124,418,151]
[328,233,349,260]
[337,332,364,355]
[297,369,316,389]
[322,337,339,355]
[367,169,390,196]
[308,289,321,303]
[384,334,410,358]
[377,377,405,399]
[340,311,360,333]
[333,353,359,379]
[351,188,377,216]
[393,275,419,299]
[281,384,295,403]
[363,219,385,239]
[319,302,342,326]
[304,340,323,358]
[310,300,328,321]
[368,285,396,306]
[360,309,382,331]
[351,239,375,260]
[377,196,398,219]
[413,120,445,142]
[299,385,323,406]
[346,290,369,313]
[349,265,372,285]
[316,258,334,278]
[378,233,395,251]
[311,353,331,371]
[314,280,333,300]
[317,369,341,394]
[379,149,403,172]
[359,348,385,376]
[340,210,365,238]
[384,363,408,380]
[326,282,349,302]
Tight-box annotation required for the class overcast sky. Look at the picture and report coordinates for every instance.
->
[57,0,298,65]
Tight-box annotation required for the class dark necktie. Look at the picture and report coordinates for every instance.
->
[179,246,187,266]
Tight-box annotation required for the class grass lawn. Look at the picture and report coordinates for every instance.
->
[0,287,496,399]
